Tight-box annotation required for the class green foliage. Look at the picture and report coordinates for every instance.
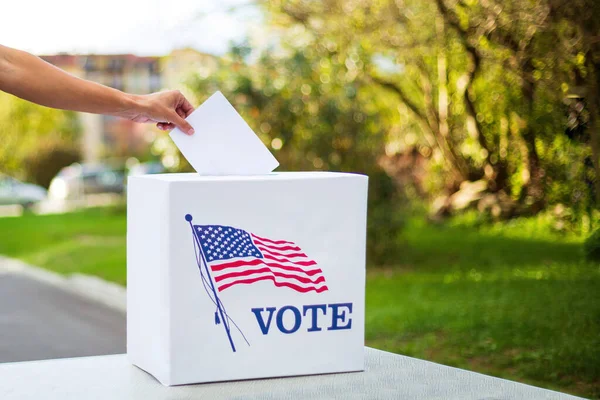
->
[0,92,80,182]
[584,228,600,262]
[22,138,80,188]
[366,170,405,265]
[251,0,597,217]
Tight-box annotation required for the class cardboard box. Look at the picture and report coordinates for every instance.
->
[127,172,368,385]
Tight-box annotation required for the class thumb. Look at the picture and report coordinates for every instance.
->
[171,112,195,135]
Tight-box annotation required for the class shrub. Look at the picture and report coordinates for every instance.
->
[584,228,600,262]
[22,139,80,188]
[366,170,405,266]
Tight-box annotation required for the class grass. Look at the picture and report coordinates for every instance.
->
[0,207,126,285]
[0,207,598,397]
[367,216,600,398]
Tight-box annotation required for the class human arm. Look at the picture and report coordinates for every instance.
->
[0,44,194,134]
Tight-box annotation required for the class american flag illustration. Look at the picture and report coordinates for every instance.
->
[193,224,328,293]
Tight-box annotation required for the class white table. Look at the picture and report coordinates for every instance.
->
[0,348,581,399]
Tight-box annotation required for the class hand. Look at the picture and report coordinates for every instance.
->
[124,90,195,135]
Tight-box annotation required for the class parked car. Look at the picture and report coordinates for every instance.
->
[48,163,125,200]
[0,174,47,207]
[127,161,165,176]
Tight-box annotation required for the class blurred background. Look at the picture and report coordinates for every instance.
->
[1,0,599,397]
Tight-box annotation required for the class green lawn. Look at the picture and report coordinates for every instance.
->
[0,207,127,285]
[0,207,598,398]
[367,217,599,398]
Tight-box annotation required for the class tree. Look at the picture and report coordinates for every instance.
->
[0,92,81,184]
[547,0,600,203]
[264,0,596,216]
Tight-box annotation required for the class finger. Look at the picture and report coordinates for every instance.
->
[175,107,186,119]
[177,95,195,117]
[171,112,194,135]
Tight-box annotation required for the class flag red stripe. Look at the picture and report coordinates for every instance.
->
[218,275,328,293]
[214,267,326,285]
[256,241,305,255]
[252,239,301,252]
[263,253,316,266]
[257,246,308,259]
[211,258,323,276]
[250,233,294,245]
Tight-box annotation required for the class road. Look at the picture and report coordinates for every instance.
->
[0,273,125,363]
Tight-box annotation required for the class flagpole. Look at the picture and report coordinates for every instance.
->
[185,214,236,353]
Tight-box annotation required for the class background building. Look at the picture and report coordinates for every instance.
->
[41,50,217,163]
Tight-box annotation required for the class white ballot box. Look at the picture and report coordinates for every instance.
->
[127,172,368,386]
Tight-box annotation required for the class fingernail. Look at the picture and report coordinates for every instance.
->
[188,128,195,135]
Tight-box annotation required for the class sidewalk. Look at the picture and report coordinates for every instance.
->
[0,258,125,363]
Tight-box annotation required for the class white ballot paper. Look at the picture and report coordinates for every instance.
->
[169,91,279,175]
